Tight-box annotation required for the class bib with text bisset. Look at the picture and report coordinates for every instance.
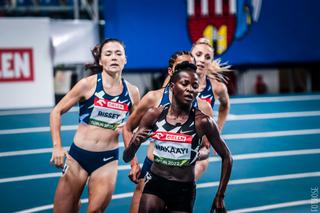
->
[79,72,132,130]
[89,98,129,130]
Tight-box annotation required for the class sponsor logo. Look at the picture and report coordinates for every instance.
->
[151,131,192,143]
[0,48,34,82]
[187,0,262,55]
[154,156,189,167]
[102,156,114,162]
[166,134,187,142]
[89,119,119,130]
[107,101,125,110]
[153,132,164,140]
[94,98,129,111]
[144,172,152,184]
[96,99,106,106]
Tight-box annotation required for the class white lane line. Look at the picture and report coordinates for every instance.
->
[0,141,152,156]
[15,172,320,213]
[1,127,320,158]
[1,128,320,156]
[229,200,313,213]
[0,164,133,184]
[227,110,320,120]
[0,147,68,157]
[2,149,319,183]
[16,193,135,213]
[2,109,320,135]
[16,204,54,213]
[197,172,320,188]
[223,129,320,140]
[0,173,61,184]
[2,95,320,117]
[208,149,320,162]
[0,107,78,116]
[0,125,77,135]
[16,199,314,213]
[230,95,320,104]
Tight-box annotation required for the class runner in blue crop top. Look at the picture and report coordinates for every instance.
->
[198,77,215,108]
[191,37,230,131]
[50,38,140,212]
[79,72,132,130]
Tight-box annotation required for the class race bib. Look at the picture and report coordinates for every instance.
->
[152,131,193,167]
[89,98,129,130]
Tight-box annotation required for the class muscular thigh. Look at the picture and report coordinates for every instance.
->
[54,154,88,212]
[59,154,88,188]
[88,160,118,197]
[139,193,165,213]
[142,172,196,212]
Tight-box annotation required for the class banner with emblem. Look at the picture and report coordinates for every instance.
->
[104,0,320,69]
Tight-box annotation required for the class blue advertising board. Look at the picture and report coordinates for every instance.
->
[104,0,320,69]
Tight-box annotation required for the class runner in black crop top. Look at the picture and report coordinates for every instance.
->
[123,62,232,213]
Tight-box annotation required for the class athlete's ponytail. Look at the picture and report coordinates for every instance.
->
[207,59,232,84]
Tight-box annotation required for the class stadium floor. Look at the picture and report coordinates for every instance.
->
[0,93,319,213]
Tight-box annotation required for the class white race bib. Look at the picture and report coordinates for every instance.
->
[89,98,129,130]
[151,131,193,167]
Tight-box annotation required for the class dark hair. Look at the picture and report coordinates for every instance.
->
[168,51,195,69]
[85,38,126,73]
[170,61,197,83]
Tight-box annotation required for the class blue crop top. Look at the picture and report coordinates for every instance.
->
[198,77,215,108]
[79,72,132,130]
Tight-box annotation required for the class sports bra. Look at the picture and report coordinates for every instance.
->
[79,72,132,130]
[198,77,215,108]
[149,104,202,167]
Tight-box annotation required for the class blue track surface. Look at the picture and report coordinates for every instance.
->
[0,93,319,212]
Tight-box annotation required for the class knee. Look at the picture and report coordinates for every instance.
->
[87,204,104,213]
[87,194,112,213]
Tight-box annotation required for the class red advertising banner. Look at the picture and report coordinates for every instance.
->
[0,48,34,82]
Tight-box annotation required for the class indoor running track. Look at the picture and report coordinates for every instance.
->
[0,93,320,213]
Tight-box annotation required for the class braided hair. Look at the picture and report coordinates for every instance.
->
[168,51,196,69]
[169,61,198,84]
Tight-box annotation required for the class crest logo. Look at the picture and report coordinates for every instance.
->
[187,0,262,55]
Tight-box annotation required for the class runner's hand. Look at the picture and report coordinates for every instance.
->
[128,162,141,184]
[50,146,66,168]
[135,129,153,145]
[210,195,226,213]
